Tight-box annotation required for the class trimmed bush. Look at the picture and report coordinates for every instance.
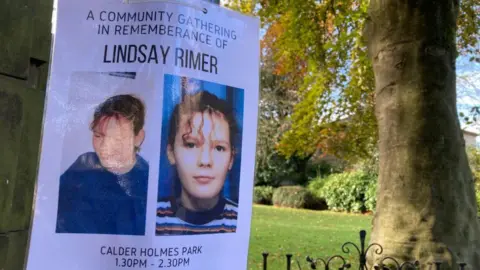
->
[272,186,326,210]
[315,171,377,213]
[307,177,327,201]
[253,186,275,205]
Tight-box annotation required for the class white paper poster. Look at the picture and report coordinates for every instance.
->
[26,0,260,269]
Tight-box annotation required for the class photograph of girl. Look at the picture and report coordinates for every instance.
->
[156,75,244,236]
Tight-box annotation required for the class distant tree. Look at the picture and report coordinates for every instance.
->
[254,64,298,186]
[457,69,480,128]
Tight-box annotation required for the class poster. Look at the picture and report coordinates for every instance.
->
[26,0,260,269]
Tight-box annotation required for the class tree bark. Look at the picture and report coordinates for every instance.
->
[365,0,480,268]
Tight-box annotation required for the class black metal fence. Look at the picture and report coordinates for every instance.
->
[260,230,468,270]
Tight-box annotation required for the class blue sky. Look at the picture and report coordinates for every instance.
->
[457,56,480,133]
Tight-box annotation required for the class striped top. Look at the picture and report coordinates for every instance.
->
[156,197,238,235]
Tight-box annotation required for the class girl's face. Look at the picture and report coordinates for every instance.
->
[168,110,234,201]
[92,115,144,174]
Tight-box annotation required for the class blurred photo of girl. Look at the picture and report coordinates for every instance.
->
[56,94,149,235]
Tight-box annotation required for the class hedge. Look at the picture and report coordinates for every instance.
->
[308,172,377,213]
[253,186,275,205]
[272,186,327,210]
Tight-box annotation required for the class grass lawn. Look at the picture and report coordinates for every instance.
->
[247,205,373,270]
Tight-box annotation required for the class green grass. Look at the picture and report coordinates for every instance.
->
[247,205,373,270]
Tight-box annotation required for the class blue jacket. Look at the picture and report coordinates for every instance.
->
[56,152,149,235]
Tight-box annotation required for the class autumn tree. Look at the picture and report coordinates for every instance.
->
[227,0,480,267]
[254,63,299,186]
[225,0,320,186]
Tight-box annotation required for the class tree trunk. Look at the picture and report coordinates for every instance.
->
[365,0,480,268]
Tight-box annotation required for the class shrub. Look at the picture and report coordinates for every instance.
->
[476,183,480,217]
[317,171,377,213]
[255,152,295,187]
[272,186,326,210]
[467,146,480,182]
[364,180,377,212]
[466,147,480,216]
[253,186,275,205]
[307,177,327,201]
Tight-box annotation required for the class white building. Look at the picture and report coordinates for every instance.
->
[463,128,479,148]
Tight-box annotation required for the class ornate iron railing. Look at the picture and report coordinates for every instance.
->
[260,230,468,270]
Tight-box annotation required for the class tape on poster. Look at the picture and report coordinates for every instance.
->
[122,0,208,14]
